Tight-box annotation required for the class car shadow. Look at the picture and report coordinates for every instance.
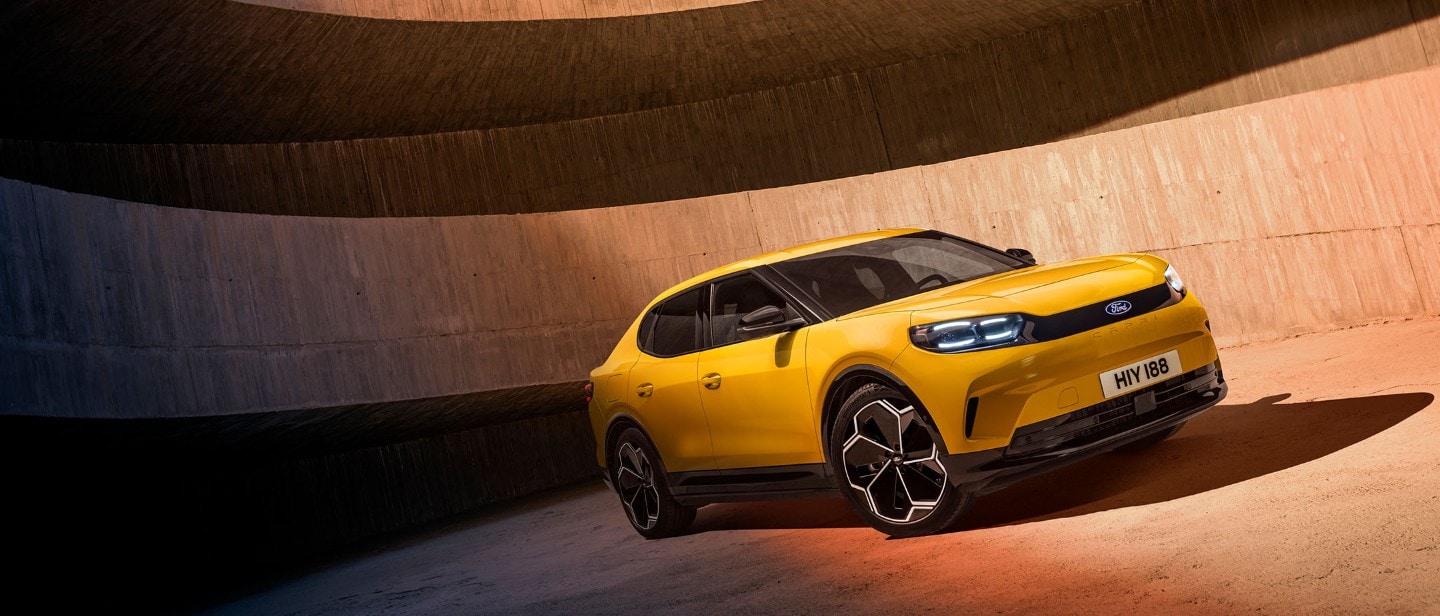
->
[688,392,1435,534]
[689,496,866,532]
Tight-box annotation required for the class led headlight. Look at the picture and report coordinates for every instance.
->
[1164,264,1186,295]
[911,314,1029,353]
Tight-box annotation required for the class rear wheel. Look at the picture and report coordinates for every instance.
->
[829,384,974,538]
[611,427,696,539]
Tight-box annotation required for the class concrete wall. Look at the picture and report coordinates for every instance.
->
[5,2,1439,602]
[0,0,1154,142]
[234,0,754,20]
[3,0,1438,216]
[6,64,1439,420]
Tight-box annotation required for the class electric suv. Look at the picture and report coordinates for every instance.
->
[587,229,1226,538]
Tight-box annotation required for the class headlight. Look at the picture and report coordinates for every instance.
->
[1164,264,1186,295]
[911,314,1029,353]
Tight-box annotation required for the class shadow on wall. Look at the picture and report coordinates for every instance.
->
[1,0,1437,215]
[0,405,598,613]
[686,392,1435,534]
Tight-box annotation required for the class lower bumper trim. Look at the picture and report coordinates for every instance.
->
[940,361,1227,494]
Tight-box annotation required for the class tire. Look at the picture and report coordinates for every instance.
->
[829,383,974,538]
[1116,421,1186,452]
[610,427,697,539]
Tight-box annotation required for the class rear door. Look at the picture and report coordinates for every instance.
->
[626,287,715,473]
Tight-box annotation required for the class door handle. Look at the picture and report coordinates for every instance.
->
[701,373,722,390]
[635,383,654,398]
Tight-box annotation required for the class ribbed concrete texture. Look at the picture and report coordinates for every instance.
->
[5,64,1439,422]
[2,0,1438,215]
[5,1,1440,607]
[0,181,751,419]
[235,0,755,20]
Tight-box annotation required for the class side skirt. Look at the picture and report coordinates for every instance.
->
[668,463,838,506]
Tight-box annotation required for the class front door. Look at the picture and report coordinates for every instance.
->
[696,274,819,469]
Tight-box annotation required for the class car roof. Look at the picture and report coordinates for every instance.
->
[645,227,926,308]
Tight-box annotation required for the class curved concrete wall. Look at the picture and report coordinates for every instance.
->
[0,0,1139,142]
[0,183,758,418]
[6,1,1440,596]
[3,0,1438,215]
[234,0,756,20]
[6,65,1439,420]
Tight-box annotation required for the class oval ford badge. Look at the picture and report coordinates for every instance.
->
[1105,300,1132,316]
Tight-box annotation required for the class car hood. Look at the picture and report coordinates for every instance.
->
[836,254,1150,320]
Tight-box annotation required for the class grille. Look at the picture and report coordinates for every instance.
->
[1028,283,1181,342]
[1005,364,1218,459]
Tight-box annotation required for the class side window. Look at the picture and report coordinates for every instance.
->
[710,275,796,346]
[640,288,703,357]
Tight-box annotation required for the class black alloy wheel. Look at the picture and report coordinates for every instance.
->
[830,384,974,537]
[611,427,696,539]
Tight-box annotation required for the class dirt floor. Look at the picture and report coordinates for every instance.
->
[202,319,1440,615]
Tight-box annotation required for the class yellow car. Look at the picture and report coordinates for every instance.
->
[588,228,1226,538]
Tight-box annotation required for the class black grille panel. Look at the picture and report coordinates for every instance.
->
[1005,363,1220,459]
[1029,283,1181,342]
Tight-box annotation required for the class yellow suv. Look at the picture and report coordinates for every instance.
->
[588,229,1226,538]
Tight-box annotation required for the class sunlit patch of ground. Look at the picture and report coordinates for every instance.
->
[205,318,1440,615]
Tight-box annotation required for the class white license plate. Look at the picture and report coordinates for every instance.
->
[1100,350,1182,399]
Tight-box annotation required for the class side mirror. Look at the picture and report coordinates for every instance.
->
[736,305,806,341]
[1005,248,1037,265]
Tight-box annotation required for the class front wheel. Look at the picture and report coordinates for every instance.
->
[829,384,974,538]
[611,427,696,539]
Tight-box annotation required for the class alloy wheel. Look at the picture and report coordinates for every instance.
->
[615,441,660,530]
[841,399,949,524]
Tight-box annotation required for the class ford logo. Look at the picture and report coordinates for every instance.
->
[1105,300,1132,316]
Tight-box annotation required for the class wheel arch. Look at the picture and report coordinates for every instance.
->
[602,413,653,471]
[822,365,951,457]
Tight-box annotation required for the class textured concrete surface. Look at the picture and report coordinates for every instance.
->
[4,2,1439,603]
[235,0,755,20]
[3,0,1438,215]
[0,382,587,456]
[197,318,1440,615]
[0,0,1173,141]
[5,65,1438,419]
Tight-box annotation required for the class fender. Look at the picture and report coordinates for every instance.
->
[601,411,651,469]
[822,364,951,456]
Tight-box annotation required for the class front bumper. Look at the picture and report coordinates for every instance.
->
[939,361,1227,493]
[893,286,1220,452]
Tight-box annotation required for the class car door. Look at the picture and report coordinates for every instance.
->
[696,272,820,470]
[626,287,716,473]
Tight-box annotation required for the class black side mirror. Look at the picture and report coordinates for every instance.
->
[1005,248,1037,265]
[736,305,806,341]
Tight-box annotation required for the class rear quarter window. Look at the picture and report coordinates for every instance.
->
[638,287,704,357]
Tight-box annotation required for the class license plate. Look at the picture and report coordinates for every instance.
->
[1100,350,1182,399]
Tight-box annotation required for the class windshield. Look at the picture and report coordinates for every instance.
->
[768,231,1028,317]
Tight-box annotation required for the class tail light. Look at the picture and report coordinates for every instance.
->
[583,381,593,403]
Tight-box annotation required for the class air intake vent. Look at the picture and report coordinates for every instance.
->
[965,397,979,439]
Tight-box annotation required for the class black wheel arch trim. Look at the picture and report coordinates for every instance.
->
[823,364,952,456]
[603,413,655,470]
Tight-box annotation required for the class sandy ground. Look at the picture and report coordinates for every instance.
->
[203,319,1440,615]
